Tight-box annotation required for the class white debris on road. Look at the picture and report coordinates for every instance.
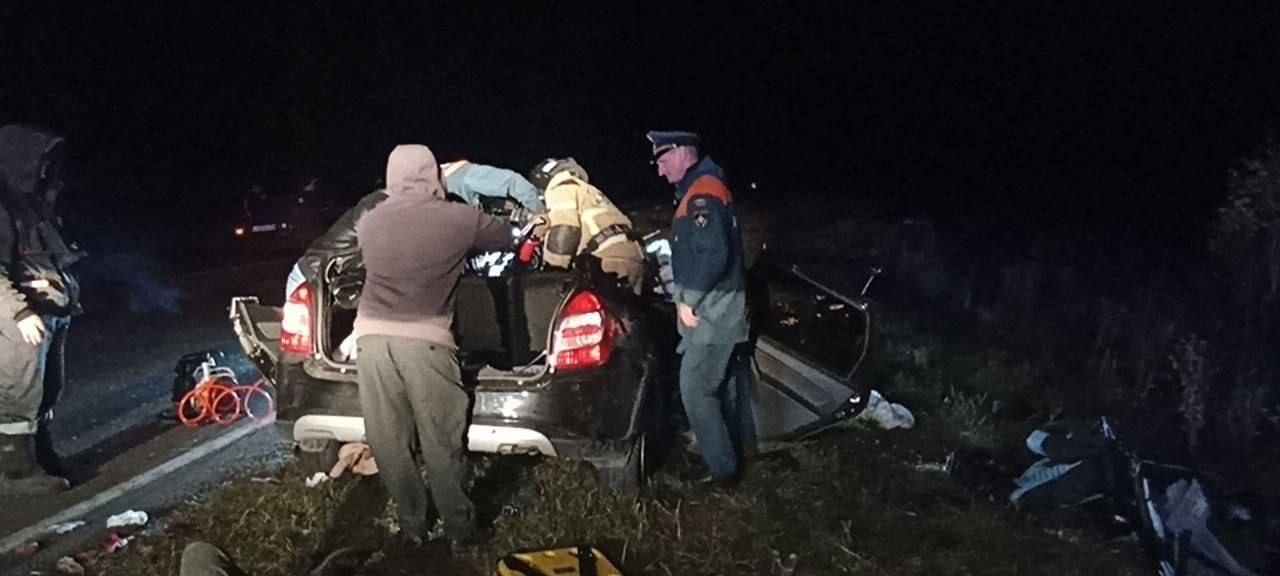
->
[105,510,148,529]
[46,520,86,535]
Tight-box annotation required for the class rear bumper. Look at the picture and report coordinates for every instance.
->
[288,415,559,456]
[274,345,661,458]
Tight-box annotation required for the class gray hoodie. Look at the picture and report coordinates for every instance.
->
[353,144,512,347]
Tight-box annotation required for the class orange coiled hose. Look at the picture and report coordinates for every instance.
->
[178,377,273,427]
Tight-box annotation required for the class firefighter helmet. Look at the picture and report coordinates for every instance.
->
[529,157,589,191]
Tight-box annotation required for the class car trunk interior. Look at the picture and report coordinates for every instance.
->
[323,271,574,372]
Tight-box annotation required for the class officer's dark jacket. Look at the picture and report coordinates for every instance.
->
[670,156,748,345]
[0,125,82,320]
[295,189,389,286]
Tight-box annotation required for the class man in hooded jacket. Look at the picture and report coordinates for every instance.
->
[354,144,512,549]
[0,124,84,495]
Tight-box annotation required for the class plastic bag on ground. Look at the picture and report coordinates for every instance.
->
[856,390,914,430]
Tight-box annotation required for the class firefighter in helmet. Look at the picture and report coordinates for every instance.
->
[527,158,645,294]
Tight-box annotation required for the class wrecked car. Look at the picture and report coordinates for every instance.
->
[231,212,876,492]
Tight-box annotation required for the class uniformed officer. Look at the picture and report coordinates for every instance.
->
[527,158,645,294]
[647,131,755,486]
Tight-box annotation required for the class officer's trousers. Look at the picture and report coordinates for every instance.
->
[0,315,70,435]
[678,340,756,479]
[356,335,476,540]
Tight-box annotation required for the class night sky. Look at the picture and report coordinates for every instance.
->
[4,2,1279,266]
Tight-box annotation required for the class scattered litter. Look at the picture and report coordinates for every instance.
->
[103,532,132,554]
[105,510,148,529]
[426,518,447,541]
[828,303,845,311]
[779,316,799,326]
[55,556,85,575]
[856,390,915,430]
[1150,478,1256,576]
[249,476,279,484]
[914,461,950,474]
[329,443,378,478]
[74,548,101,565]
[921,452,957,474]
[770,550,798,576]
[500,504,521,518]
[993,417,1259,575]
[336,333,359,362]
[47,520,86,535]
[814,294,827,301]
[1228,504,1252,522]
[305,471,330,487]
[15,541,39,557]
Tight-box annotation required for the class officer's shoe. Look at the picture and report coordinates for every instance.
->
[389,529,425,550]
[0,434,70,496]
[696,473,739,491]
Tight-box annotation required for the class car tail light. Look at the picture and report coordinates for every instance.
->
[280,283,313,355]
[550,290,613,372]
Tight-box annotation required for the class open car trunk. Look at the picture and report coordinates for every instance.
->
[319,269,575,381]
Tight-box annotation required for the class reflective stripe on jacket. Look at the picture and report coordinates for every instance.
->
[670,157,747,345]
[540,171,638,269]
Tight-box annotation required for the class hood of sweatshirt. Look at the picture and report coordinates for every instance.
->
[385,144,446,201]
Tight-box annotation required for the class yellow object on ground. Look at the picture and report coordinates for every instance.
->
[497,546,623,576]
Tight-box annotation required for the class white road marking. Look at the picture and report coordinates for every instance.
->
[0,414,274,555]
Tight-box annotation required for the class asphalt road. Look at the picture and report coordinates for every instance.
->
[0,254,296,573]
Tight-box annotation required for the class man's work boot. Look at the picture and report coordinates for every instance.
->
[34,423,67,478]
[307,547,372,576]
[0,433,70,496]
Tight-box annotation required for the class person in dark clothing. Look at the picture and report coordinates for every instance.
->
[0,124,84,496]
[354,144,512,549]
[646,130,754,487]
[284,189,388,300]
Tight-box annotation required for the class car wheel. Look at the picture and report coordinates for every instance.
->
[593,434,646,494]
[296,438,341,475]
